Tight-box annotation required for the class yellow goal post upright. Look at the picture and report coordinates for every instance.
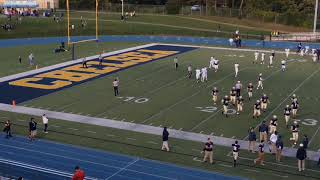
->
[66,0,99,60]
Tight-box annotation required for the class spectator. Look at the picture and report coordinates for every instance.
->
[42,114,49,133]
[161,127,169,151]
[275,135,283,162]
[18,177,23,180]
[19,56,22,63]
[248,127,256,153]
[302,134,309,149]
[202,138,214,164]
[296,143,307,172]
[3,120,12,138]
[258,121,268,142]
[72,166,85,180]
[29,117,37,141]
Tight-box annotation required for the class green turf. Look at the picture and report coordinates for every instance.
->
[0,12,268,39]
[0,41,142,77]
[1,42,320,179]
[21,45,320,152]
[1,110,319,180]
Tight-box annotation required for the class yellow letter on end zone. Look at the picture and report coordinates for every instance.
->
[36,70,99,82]
[9,78,72,90]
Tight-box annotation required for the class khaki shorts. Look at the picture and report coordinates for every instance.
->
[30,130,37,136]
[269,125,276,133]
[285,115,290,123]
[254,109,261,116]
[261,103,267,109]
[212,95,217,102]
[233,152,239,160]
[292,132,299,141]
[223,105,228,113]
[237,104,243,111]
[248,92,253,97]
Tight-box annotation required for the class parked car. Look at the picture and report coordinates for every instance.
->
[191,5,200,11]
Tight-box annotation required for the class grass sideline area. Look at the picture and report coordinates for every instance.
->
[1,42,320,179]
[0,110,319,180]
[0,11,271,39]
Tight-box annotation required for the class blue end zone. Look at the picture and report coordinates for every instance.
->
[0,136,246,180]
[0,45,196,104]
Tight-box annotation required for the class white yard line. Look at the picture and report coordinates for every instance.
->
[105,159,140,180]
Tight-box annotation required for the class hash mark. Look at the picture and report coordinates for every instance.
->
[87,131,96,134]
[68,128,78,131]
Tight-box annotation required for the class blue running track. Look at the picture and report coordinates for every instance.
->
[0,136,245,180]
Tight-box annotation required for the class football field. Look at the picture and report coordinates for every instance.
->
[3,43,319,151]
[0,42,320,179]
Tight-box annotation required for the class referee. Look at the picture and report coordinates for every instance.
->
[113,78,119,96]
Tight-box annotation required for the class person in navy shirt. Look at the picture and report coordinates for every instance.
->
[232,141,240,167]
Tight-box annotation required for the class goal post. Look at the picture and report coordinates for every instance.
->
[66,0,99,45]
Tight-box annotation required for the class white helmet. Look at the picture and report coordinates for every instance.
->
[294,121,298,124]
[259,73,262,76]
[256,100,260,103]
[273,115,277,119]
[286,105,289,108]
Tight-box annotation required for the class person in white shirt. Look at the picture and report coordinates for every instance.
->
[299,48,304,56]
[254,51,259,64]
[229,38,233,46]
[213,59,219,72]
[261,52,265,64]
[269,131,278,154]
[113,78,119,96]
[201,67,207,82]
[285,48,290,58]
[42,114,49,133]
[196,69,201,83]
[234,63,239,77]
[209,57,215,69]
[281,60,286,72]
[268,55,273,68]
[304,46,310,54]
[174,57,178,70]
[313,53,317,62]
[29,53,34,66]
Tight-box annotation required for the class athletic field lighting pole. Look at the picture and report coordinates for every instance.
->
[66,0,71,45]
[314,0,319,33]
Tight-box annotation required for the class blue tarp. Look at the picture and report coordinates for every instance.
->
[3,0,39,8]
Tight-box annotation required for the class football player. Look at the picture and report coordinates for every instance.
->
[257,73,263,90]
[290,121,299,145]
[236,96,244,115]
[234,62,239,77]
[261,52,265,64]
[230,87,237,105]
[254,51,259,64]
[221,95,230,117]
[260,94,270,112]
[253,100,261,118]
[247,82,254,100]
[212,87,219,105]
[269,115,278,134]
[281,60,286,72]
[284,105,291,128]
[291,100,299,118]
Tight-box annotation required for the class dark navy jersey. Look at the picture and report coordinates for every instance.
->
[232,144,240,152]
[230,90,236,96]
[258,143,264,153]
[284,107,291,115]
[272,52,275,57]
[212,90,219,96]
[222,97,229,104]
[214,60,219,65]
[292,102,299,109]
[254,103,261,110]
[258,76,262,81]
[223,101,229,106]
[237,97,244,104]
[247,85,254,92]
[270,119,278,126]
[261,96,269,103]
[291,125,299,132]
